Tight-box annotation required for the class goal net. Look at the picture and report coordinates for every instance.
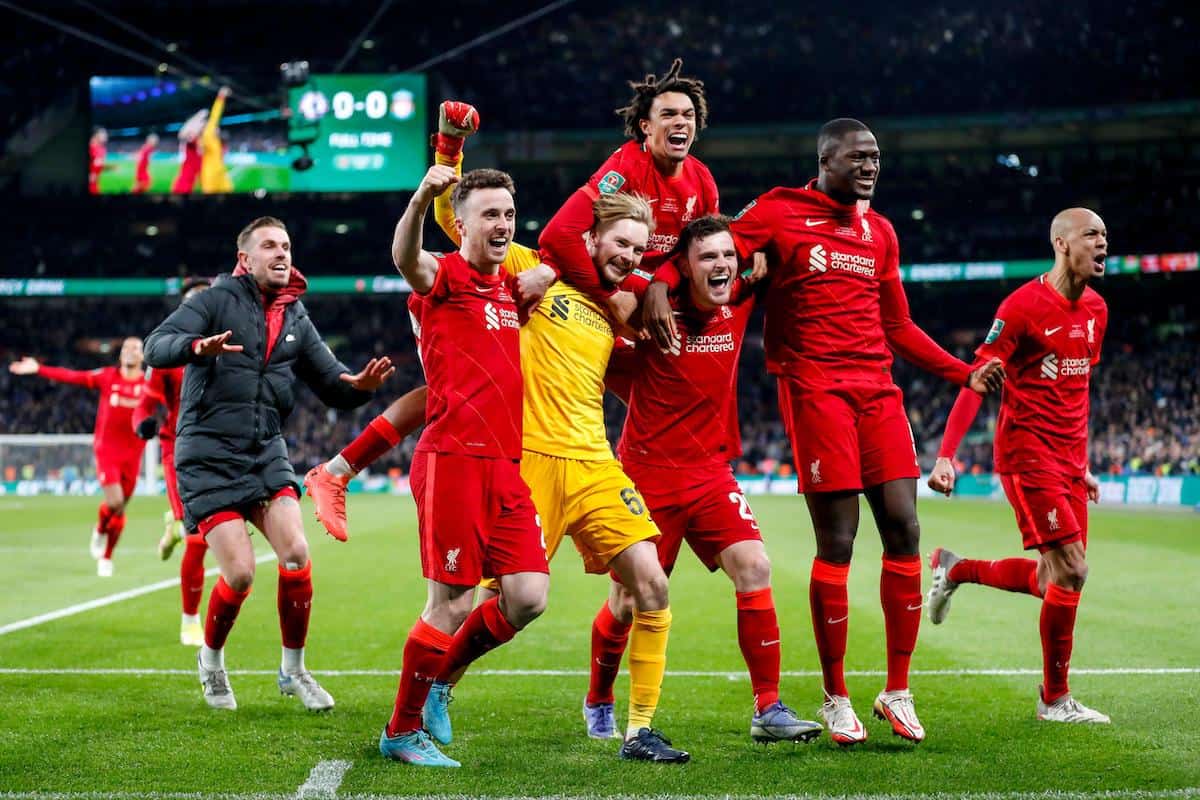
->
[0,434,160,496]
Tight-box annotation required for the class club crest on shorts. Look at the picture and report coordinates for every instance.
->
[445,547,461,573]
[1046,508,1059,532]
[598,171,626,195]
[810,459,822,485]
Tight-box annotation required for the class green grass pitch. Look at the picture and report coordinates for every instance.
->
[96,155,291,194]
[0,493,1197,798]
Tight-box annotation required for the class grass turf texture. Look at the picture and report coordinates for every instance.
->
[0,493,1197,797]
[96,156,291,194]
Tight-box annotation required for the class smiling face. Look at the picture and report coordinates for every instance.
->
[640,91,697,170]
[587,218,650,286]
[820,129,881,204]
[119,336,143,370]
[456,187,516,270]
[681,231,737,310]
[238,225,293,291]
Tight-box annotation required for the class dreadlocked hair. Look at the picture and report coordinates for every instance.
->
[616,58,708,143]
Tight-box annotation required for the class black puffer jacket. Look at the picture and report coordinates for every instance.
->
[144,271,369,528]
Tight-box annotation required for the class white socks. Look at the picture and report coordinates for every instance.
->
[325,455,354,478]
[199,645,224,671]
[282,646,306,675]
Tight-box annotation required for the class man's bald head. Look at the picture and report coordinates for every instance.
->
[1049,207,1108,284]
[1050,207,1104,245]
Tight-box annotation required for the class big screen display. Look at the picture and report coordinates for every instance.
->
[88,74,426,194]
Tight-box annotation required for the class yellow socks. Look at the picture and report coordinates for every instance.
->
[625,607,671,738]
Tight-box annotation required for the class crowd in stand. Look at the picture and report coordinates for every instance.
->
[3,288,1196,484]
[6,0,1192,140]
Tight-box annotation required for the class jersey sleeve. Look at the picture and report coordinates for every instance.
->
[879,275,972,385]
[201,93,225,149]
[1090,299,1109,365]
[35,365,103,390]
[974,294,1026,366]
[730,195,777,263]
[432,151,464,248]
[132,367,168,427]
[425,253,460,300]
[936,387,985,459]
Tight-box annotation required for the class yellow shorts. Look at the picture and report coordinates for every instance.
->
[479,451,659,590]
[526,450,660,571]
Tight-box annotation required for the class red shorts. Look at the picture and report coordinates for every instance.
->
[196,486,299,537]
[777,378,919,493]
[160,439,184,521]
[96,450,141,499]
[411,451,549,587]
[1000,471,1087,552]
[626,462,762,575]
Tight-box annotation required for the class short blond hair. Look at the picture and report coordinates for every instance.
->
[592,192,656,235]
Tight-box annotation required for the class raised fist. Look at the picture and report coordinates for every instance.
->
[439,101,480,137]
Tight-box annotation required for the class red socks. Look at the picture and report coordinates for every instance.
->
[437,596,518,682]
[341,415,403,472]
[277,561,313,649]
[180,534,208,615]
[387,618,453,736]
[810,558,850,697]
[587,600,631,705]
[102,512,125,559]
[204,576,251,650]
[880,555,922,692]
[1040,583,1081,703]
[736,588,781,712]
[96,503,113,533]
[950,557,1042,597]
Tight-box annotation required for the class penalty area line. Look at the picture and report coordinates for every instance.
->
[0,551,277,637]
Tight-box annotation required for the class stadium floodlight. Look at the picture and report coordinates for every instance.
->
[280,61,311,88]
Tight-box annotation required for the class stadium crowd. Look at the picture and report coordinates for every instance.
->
[4,0,1193,141]
[4,290,1196,481]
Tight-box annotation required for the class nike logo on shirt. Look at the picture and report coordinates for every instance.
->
[805,219,828,227]
[1044,326,1063,336]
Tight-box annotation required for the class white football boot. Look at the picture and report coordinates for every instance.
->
[927,547,962,625]
[819,693,868,746]
[873,689,926,742]
[1037,687,1110,724]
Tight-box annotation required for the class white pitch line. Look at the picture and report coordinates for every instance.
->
[295,760,351,800]
[0,667,1195,678]
[0,552,277,637]
[1,788,1198,800]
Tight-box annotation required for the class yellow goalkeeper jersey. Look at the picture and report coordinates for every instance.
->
[433,150,612,460]
[200,93,232,194]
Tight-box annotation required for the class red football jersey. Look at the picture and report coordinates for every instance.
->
[732,181,904,384]
[618,284,755,468]
[975,276,1108,475]
[135,366,184,443]
[540,141,720,300]
[38,365,145,455]
[584,141,719,270]
[414,251,524,459]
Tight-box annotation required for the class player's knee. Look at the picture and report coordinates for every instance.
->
[505,591,547,630]
[1061,558,1088,590]
[223,567,255,593]
[634,570,669,610]
[816,533,855,563]
[742,553,772,589]
[277,539,309,569]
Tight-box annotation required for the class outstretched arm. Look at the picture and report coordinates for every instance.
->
[9,358,101,389]
[393,165,458,295]
[431,101,478,247]
[294,316,393,410]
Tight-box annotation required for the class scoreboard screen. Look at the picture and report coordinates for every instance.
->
[288,73,428,192]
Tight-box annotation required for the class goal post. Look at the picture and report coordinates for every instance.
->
[0,434,161,496]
